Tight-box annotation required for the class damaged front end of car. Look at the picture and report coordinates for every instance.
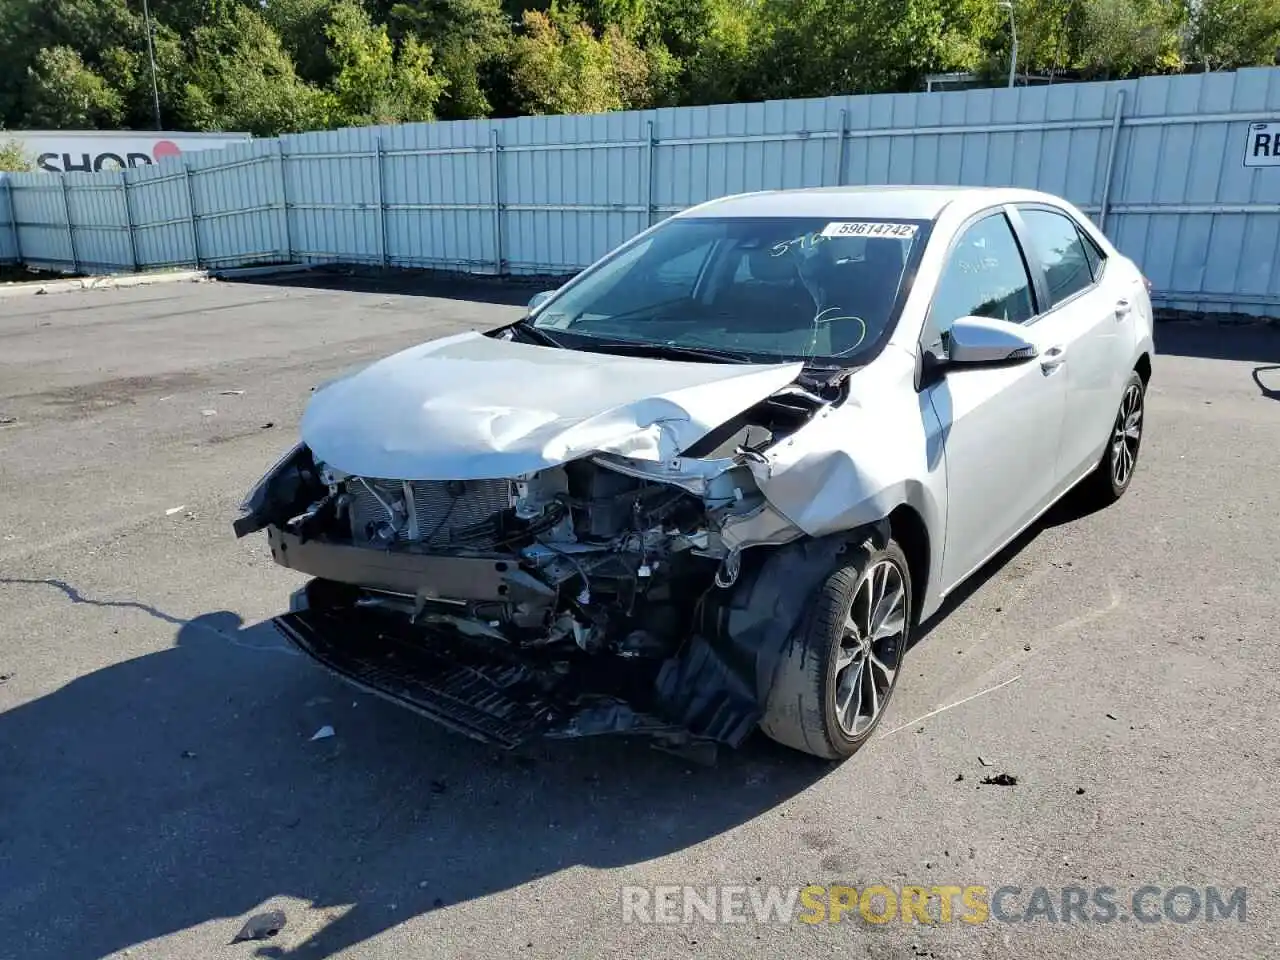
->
[233,335,869,757]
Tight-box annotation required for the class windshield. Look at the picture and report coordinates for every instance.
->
[531,216,929,364]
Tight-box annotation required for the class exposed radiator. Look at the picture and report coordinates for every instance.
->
[348,478,513,549]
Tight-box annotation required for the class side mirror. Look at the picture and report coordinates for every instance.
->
[527,290,555,312]
[945,316,1038,368]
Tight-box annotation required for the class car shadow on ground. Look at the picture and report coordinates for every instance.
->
[0,596,831,960]
[220,265,569,310]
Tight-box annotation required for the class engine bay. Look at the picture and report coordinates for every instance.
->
[306,459,722,659]
[250,368,837,669]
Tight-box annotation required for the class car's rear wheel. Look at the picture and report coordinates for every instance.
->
[1083,370,1145,505]
[760,538,911,760]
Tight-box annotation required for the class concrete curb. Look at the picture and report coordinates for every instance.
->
[0,263,316,299]
[0,269,209,299]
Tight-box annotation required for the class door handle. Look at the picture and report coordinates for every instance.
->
[1040,345,1066,373]
[1115,298,1132,318]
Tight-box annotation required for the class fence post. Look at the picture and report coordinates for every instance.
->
[645,119,657,227]
[4,178,19,264]
[59,174,79,274]
[375,136,388,268]
[835,108,849,186]
[489,127,503,275]
[120,172,139,272]
[183,157,201,268]
[1099,89,1126,231]
[276,140,291,262]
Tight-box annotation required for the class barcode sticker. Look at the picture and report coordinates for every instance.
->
[821,221,918,239]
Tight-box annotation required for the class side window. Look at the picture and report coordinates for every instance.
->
[1078,227,1106,280]
[1019,208,1096,305]
[653,239,714,290]
[930,213,1036,336]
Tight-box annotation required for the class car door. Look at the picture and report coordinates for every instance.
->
[1011,205,1129,488]
[921,210,1068,594]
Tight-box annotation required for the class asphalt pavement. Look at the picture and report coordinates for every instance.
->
[0,274,1277,959]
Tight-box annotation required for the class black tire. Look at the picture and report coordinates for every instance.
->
[759,536,912,760]
[1082,370,1145,506]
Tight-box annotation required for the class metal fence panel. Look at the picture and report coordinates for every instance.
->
[62,169,133,271]
[4,67,1280,313]
[0,175,16,263]
[187,138,283,266]
[8,171,74,270]
[126,160,198,269]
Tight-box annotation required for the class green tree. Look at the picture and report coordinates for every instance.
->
[1188,0,1280,69]
[24,46,125,127]
[1076,0,1184,77]
[749,0,960,98]
[263,0,344,85]
[389,0,514,117]
[327,0,448,125]
[0,137,31,171]
[510,5,663,113]
[682,0,762,103]
[183,5,331,135]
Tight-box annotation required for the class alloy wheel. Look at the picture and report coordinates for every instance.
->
[1111,382,1144,489]
[834,559,907,737]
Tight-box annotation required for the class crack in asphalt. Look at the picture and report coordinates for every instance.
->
[0,577,298,656]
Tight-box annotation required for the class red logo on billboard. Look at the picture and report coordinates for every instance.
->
[152,140,182,159]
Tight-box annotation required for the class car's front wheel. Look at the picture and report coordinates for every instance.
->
[760,537,911,760]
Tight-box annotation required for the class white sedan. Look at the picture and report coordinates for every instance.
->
[236,186,1154,761]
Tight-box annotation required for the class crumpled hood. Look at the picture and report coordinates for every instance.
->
[301,331,804,480]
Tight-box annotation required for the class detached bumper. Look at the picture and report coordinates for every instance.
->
[274,597,685,750]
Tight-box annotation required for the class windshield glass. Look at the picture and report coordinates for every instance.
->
[532,216,928,363]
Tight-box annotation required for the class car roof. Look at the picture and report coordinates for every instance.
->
[677,186,1063,222]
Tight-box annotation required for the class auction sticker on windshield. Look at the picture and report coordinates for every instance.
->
[821,222,918,238]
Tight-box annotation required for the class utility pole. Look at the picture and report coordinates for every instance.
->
[999,0,1018,89]
[141,0,163,129]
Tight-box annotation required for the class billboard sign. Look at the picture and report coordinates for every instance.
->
[5,131,252,173]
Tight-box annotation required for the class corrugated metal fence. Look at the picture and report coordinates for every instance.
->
[3,67,1280,314]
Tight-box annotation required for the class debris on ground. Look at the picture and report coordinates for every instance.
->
[305,695,332,707]
[980,773,1018,787]
[1076,787,1086,795]
[1106,713,1119,720]
[310,725,335,741]
[954,772,964,782]
[180,750,196,759]
[201,409,217,417]
[1023,643,1032,651]
[977,756,993,767]
[220,390,245,396]
[231,910,287,944]
[0,672,12,684]
[260,421,275,429]
[0,416,16,425]
[429,779,448,794]
[164,505,187,516]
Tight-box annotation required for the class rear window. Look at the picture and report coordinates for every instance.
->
[533,216,929,363]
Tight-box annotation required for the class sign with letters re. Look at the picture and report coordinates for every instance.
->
[1244,122,1280,167]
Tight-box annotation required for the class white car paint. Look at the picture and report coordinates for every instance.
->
[301,330,804,481]
[296,186,1154,627]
